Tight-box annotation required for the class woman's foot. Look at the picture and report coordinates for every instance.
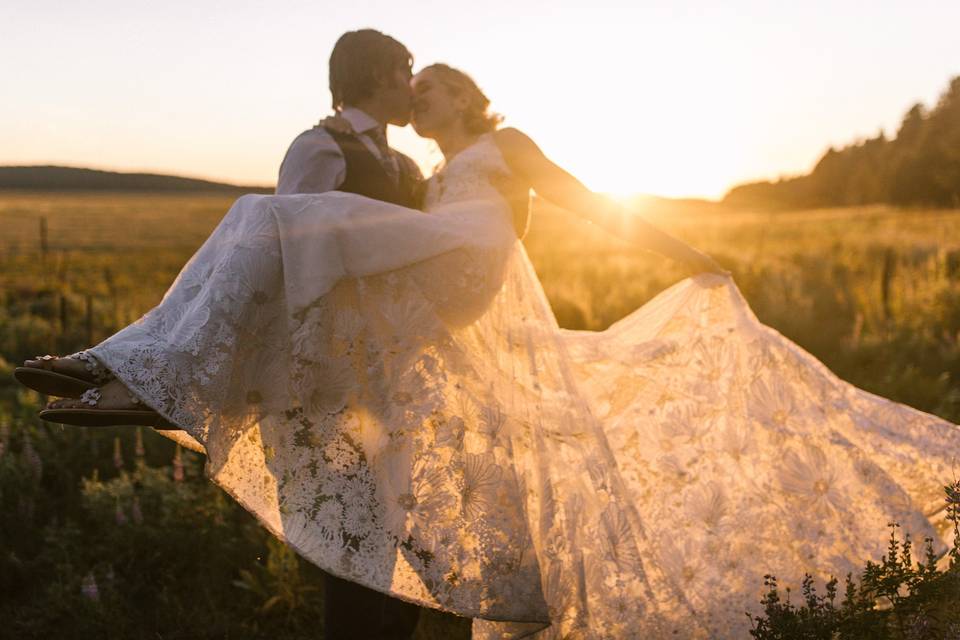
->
[46,379,142,412]
[14,351,114,397]
[39,379,180,430]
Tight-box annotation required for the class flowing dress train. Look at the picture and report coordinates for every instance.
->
[89,134,959,638]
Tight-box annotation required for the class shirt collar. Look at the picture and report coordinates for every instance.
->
[340,107,382,135]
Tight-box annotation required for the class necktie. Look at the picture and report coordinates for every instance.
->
[364,127,400,186]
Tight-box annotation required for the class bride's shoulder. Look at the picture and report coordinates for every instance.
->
[491,127,534,150]
[491,128,547,177]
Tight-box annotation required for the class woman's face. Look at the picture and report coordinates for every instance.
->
[410,68,467,139]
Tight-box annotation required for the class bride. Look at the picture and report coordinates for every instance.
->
[16,64,959,638]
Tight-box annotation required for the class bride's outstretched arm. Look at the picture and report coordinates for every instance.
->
[493,128,725,274]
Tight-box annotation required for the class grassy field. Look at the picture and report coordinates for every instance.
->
[1,191,959,637]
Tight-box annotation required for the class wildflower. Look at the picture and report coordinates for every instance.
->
[113,436,124,470]
[115,498,128,526]
[81,571,100,602]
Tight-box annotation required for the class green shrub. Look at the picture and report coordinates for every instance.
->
[748,483,960,639]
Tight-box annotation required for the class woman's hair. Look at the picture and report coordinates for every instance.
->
[421,63,504,134]
[329,29,412,110]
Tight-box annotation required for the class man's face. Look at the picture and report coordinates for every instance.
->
[380,64,414,127]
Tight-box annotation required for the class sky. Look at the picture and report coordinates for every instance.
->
[2,1,958,199]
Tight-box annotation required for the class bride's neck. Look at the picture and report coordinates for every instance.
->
[434,126,480,161]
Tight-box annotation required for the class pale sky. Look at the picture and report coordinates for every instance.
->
[2,1,958,199]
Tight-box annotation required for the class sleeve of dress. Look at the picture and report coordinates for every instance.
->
[276,128,347,195]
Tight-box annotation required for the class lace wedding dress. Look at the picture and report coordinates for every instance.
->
[89,134,959,638]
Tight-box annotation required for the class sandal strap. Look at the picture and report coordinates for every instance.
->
[80,388,102,407]
[69,351,115,385]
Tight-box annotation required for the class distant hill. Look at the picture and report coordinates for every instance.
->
[0,166,273,193]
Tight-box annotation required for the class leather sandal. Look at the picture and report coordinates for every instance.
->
[39,388,181,430]
[14,351,115,398]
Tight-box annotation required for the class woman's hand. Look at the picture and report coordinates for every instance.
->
[315,114,355,135]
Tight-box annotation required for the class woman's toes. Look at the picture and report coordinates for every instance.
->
[46,397,80,410]
[24,354,88,377]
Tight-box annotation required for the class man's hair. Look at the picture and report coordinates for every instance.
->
[329,29,412,110]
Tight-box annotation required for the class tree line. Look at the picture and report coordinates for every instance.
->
[724,76,960,210]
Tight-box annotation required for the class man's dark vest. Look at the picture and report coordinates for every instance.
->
[327,130,418,208]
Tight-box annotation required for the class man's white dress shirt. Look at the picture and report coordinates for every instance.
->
[276,107,413,195]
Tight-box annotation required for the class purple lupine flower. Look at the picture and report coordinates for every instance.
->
[114,498,128,526]
[81,571,100,602]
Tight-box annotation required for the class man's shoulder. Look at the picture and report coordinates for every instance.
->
[277,126,348,195]
[287,126,340,151]
[279,126,346,169]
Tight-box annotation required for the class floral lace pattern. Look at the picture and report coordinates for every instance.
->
[90,135,959,639]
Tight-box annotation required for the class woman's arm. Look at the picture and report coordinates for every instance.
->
[493,127,726,274]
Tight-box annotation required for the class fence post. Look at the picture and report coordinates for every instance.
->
[881,247,895,323]
[39,216,48,260]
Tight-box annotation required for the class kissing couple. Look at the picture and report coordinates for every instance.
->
[18,28,959,640]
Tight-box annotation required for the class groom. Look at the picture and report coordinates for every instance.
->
[275,28,424,640]
[277,29,422,206]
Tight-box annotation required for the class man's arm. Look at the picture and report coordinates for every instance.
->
[276,128,347,195]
